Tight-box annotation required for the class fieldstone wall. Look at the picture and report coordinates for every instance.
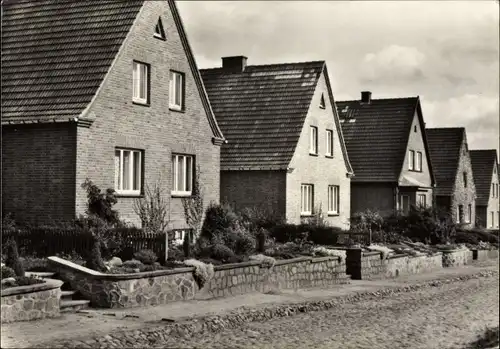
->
[1,279,63,323]
[473,249,499,261]
[49,255,349,308]
[441,249,473,267]
[346,249,443,280]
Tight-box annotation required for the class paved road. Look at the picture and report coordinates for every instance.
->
[161,274,499,349]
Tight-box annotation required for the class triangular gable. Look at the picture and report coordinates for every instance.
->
[154,17,166,40]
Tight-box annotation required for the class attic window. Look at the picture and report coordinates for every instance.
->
[154,18,166,40]
[319,93,326,109]
[414,125,417,132]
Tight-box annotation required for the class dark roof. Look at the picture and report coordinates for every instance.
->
[1,0,224,141]
[426,127,465,196]
[336,96,434,183]
[200,61,352,171]
[470,149,498,206]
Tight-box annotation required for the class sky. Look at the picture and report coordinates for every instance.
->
[177,0,500,156]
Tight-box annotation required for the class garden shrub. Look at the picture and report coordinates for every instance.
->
[14,275,45,287]
[5,239,25,277]
[239,206,285,232]
[234,231,256,255]
[269,223,344,245]
[256,228,268,253]
[81,179,120,226]
[85,239,107,272]
[168,244,186,261]
[20,257,49,272]
[133,249,158,265]
[184,259,215,289]
[200,203,239,241]
[122,259,144,269]
[454,228,499,245]
[183,231,191,258]
[211,244,235,262]
[1,266,16,279]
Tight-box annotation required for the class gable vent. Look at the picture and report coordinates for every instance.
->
[154,17,166,40]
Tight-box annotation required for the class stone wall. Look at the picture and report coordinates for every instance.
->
[1,279,63,323]
[48,255,349,309]
[346,249,443,280]
[473,249,499,261]
[441,249,473,267]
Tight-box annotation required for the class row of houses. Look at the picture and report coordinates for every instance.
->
[2,0,499,235]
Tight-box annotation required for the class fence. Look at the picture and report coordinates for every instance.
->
[1,227,167,260]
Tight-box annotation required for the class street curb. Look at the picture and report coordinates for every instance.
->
[40,270,498,348]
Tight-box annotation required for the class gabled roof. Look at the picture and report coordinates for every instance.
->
[200,61,352,172]
[426,127,466,196]
[470,149,498,206]
[1,0,224,142]
[336,96,435,184]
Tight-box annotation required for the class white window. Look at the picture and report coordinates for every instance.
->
[309,126,318,155]
[115,148,142,195]
[463,172,467,188]
[417,194,426,208]
[172,154,193,196]
[328,185,339,214]
[497,211,499,228]
[132,61,149,104]
[408,150,415,170]
[457,205,464,223]
[415,151,422,171]
[325,129,333,157]
[466,204,471,223]
[400,195,410,214]
[301,184,313,215]
[169,71,184,110]
[491,211,495,228]
[492,183,495,198]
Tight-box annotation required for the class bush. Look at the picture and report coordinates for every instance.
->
[133,249,158,265]
[210,244,235,262]
[200,203,239,241]
[14,275,45,287]
[454,231,480,245]
[234,232,256,256]
[20,257,49,272]
[122,259,143,269]
[5,239,24,277]
[85,239,107,272]
[256,228,268,253]
[269,223,344,245]
[183,232,191,258]
[81,179,120,225]
[1,266,16,279]
[239,206,285,232]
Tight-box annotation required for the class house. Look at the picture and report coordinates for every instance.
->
[470,150,499,229]
[1,0,225,235]
[426,128,476,227]
[336,93,436,216]
[200,57,354,228]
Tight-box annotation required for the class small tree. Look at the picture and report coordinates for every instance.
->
[303,205,328,227]
[5,239,24,277]
[81,179,120,225]
[182,165,204,240]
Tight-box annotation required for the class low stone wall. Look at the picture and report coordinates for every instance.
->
[472,249,499,261]
[48,255,349,308]
[441,249,473,267]
[1,278,63,323]
[346,249,443,280]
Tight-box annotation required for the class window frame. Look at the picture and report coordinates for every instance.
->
[417,194,426,208]
[309,126,318,155]
[327,185,340,215]
[132,60,150,105]
[325,129,334,157]
[154,17,166,40]
[400,194,410,214]
[300,184,314,216]
[415,151,422,172]
[463,172,468,188]
[466,204,471,223]
[319,93,326,109]
[169,70,185,111]
[457,205,464,224]
[491,211,495,228]
[171,154,194,197]
[408,150,415,170]
[114,148,143,196]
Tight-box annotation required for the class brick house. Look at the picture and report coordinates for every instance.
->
[336,93,436,216]
[426,128,476,227]
[1,0,225,232]
[470,150,499,229]
[200,57,354,228]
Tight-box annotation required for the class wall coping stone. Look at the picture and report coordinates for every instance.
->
[48,256,196,280]
[213,260,262,271]
[387,254,408,260]
[438,249,469,254]
[1,278,63,297]
[362,251,382,257]
[310,256,341,263]
[274,256,313,266]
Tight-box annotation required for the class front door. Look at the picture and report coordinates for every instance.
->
[400,195,410,214]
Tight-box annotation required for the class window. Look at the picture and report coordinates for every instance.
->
[172,154,193,196]
[309,126,318,155]
[328,185,339,214]
[417,194,426,208]
[169,229,192,245]
[115,148,142,195]
[169,71,184,110]
[466,204,471,223]
[415,151,422,172]
[457,205,464,224]
[497,211,499,228]
[132,61,149,104]
[491,212,495,228]
[408,150,415,170]
[414,125,417,132]
[154,17,166,40]
[301,184,314,215]
[497,183,499,198]
[400,195,410,214]
[325,129,333,157]
[492,183,495,198]
[463,172,467,188]
[319,93,326,109]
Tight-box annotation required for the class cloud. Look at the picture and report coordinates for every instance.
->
[360,45,427,84]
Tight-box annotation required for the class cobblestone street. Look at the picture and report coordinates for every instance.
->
[163,274,499,349]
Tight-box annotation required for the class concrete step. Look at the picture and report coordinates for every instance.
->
[60,300,90,313]
[25,271,56,279]
[61,290,77,300]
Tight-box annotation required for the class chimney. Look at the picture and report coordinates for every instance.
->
[361,91,372,104]
[222,56,247,73]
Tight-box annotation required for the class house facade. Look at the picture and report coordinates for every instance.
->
[2,0,224,231]
[201,57,353,228]
[426,128,476,227]
[336,93,436,216]
[470,150,499,229]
